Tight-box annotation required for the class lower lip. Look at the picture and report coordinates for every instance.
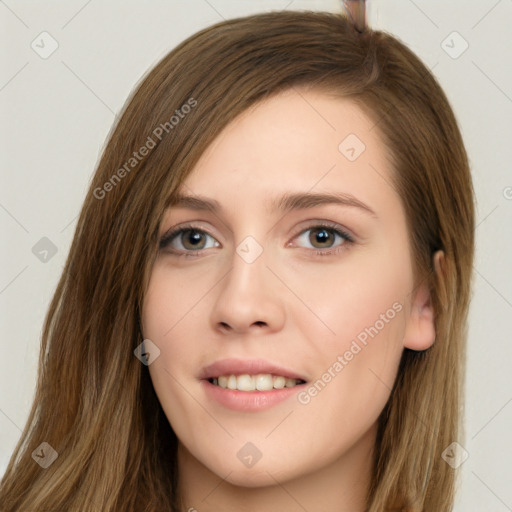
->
[201,379,306,412]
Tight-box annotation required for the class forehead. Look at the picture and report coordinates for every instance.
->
[173,88,399,218]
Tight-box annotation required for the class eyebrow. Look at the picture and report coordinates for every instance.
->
[169,191,377,217]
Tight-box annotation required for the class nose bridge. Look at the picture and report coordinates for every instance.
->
[223,208,269,283]
[224,233,268,299]
[210,231,284,332]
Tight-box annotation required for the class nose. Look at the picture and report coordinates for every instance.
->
[209,241,286,335]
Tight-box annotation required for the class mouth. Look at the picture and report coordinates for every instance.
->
[207,374,307,392]
[200,358,308,411]
[200,358,308,392]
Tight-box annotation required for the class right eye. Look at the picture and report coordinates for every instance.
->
[159,226,220,256]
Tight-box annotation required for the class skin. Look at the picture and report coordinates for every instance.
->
[141,87,437,512]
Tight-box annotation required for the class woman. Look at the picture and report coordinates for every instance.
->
[0,8,475,512]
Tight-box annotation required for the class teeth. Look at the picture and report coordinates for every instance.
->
[212,374,303,391]
[256,374,273,391]
[227,375,237,390]
[238,374,256,391]
[273,376,286,389]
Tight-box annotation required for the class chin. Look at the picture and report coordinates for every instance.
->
[217,466,291,488]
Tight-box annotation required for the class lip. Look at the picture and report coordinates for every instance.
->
[201,379,306,412]
[198,357,308,381]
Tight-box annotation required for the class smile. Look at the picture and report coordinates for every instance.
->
[208,373,306,392]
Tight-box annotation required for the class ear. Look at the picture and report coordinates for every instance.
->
[403,250,445,351]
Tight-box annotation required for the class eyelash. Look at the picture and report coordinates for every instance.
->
[158,222,355,259]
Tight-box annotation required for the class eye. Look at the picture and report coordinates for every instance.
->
[291,223,354,254]
[159,225,219,254]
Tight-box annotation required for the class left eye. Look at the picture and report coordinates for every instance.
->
[294,226,352,250]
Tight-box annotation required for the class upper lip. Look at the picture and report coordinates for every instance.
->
[199,358,308,382]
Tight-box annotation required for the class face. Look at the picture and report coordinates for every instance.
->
[141,88,435,489]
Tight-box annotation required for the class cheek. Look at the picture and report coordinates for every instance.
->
[141,260,217,377]
[141,265,206,380]
[140,265,196,413]
[289,245,411,410]
[141,274,207,452]
[141,262,202,341]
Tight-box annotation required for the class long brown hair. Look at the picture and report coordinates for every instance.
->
[0,10,474,511]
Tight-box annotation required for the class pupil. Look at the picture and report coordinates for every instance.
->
[312,228,332,248]
[184,230,204,249]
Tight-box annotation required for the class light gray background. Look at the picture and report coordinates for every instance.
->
[1,1,511,510]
